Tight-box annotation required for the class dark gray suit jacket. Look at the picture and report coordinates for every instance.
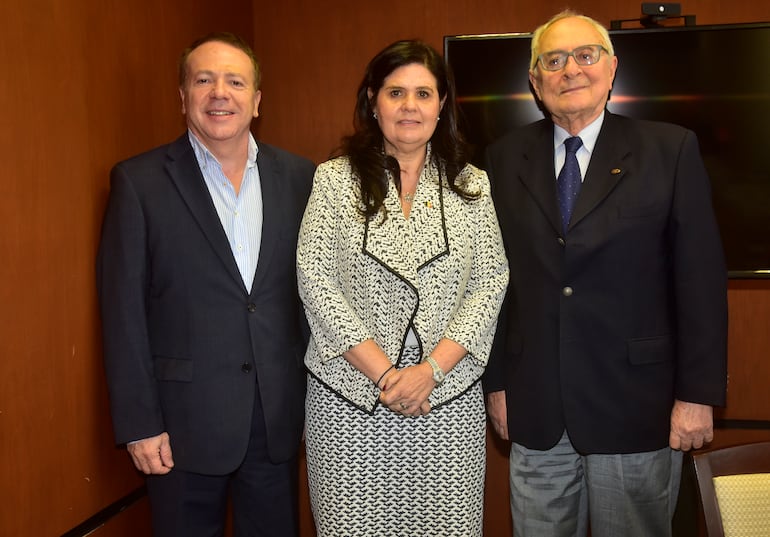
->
[484,112,727,454]
[97,134,314,474]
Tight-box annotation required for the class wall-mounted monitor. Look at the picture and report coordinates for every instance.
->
[445,23,770,278]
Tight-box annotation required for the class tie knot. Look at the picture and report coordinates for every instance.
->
[564,136,583,154]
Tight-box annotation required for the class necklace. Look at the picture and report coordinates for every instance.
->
[402,191,414,203]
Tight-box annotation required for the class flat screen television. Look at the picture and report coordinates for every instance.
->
[445,23,770,278]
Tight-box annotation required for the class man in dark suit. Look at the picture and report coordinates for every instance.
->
[484,11,727,537]
[97,32,314,537]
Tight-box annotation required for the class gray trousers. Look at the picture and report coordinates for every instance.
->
[509,430,683,537]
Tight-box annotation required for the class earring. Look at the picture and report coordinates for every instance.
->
[373,112,378,119]
[437,116,441,121]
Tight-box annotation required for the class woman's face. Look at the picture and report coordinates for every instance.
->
[370,63,444,157]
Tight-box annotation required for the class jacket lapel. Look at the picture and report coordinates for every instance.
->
[519,122,563,235]
[408,178,449,270]
[250,144,281,294]
[569,114,630,230]
[363,164,449,288]
[165,134,245,291]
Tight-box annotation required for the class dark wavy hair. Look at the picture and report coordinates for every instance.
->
[339,39,476,219]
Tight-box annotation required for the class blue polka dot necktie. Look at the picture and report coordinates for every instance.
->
[557,136,584,233]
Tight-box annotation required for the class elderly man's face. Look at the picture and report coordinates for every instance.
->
[529,17,617,130]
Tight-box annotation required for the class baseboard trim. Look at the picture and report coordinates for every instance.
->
[60,486,147,537]
[714,418,770,430]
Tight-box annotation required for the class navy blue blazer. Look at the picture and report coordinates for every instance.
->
[484,112,727,454]
[97,134,314,474]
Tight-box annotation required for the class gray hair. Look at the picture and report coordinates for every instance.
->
[529,10,615,72]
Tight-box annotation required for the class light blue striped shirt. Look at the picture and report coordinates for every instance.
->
[188,131,263,292]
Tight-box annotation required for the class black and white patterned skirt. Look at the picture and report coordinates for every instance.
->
[305,346,486,537]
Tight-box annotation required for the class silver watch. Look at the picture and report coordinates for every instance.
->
[424,355,445,385]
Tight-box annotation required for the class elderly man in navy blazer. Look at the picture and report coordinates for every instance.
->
[97,32,314,537]
[484,10,727,537]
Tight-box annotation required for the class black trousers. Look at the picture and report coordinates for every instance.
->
[146,388,299,537]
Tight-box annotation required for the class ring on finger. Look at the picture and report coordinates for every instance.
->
[399,402,408,410]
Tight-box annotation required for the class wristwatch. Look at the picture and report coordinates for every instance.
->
[424,355,446,385]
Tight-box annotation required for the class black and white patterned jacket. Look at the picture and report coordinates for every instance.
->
[297,153,509,413]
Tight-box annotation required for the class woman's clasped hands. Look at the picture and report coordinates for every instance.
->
[378,362,435,417]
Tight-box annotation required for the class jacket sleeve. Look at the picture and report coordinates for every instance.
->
[669,129,728,406]
[296,162,374,363]
[481,145,515,394]
[96,163,164,445]
[442,168,509,368]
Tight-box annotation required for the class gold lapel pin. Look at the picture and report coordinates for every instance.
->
[611,168,622,175]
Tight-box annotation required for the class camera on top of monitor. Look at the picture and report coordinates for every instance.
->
[641,3,682,17]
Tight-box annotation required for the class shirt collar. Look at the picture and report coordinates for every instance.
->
[553,110,605,154]
[187,130,259,170]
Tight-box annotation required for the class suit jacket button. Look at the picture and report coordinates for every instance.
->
[562,286,573,296]
[557,237,566,246]
[241,362,253,373]
[247,303,257,313]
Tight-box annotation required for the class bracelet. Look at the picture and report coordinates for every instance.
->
[376,364,395,388]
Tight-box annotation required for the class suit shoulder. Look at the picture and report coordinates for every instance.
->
[458,161,488,185]
[486,119,549,156]
[456,163,492,198]
[257,141,315,172]
[606,113,694,141]
[314,156,354,182]
[257,142,315,204]
[111,140,178,175]
[109,134,194,182]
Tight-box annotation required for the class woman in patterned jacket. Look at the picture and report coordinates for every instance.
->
[297,39,509,536]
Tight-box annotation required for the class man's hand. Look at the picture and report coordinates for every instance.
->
[486,390,509,440]
[670,399,714,451]
[127,432,175,474]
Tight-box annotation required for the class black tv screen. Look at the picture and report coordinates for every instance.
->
[445,23,770,278]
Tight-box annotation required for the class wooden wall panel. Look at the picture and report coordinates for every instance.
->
[88,496,153,537]
[0,0,253,535]
[1,0,767,535]
[718,281,770,421]
[251,0,770,164]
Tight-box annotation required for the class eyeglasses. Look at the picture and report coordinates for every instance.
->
[537,44,608,71]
